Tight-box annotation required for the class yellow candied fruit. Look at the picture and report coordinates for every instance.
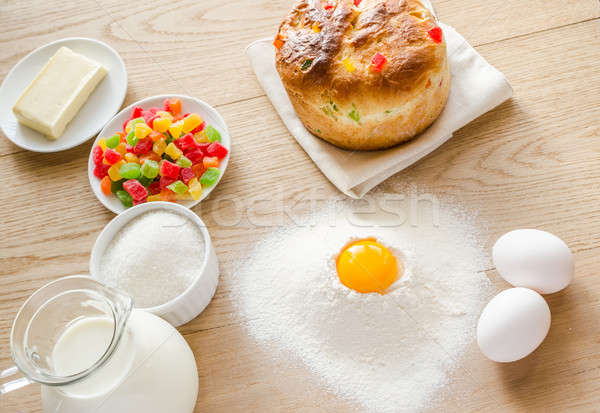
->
[342,57,356,73]
[168,120,184,139]
[115,142,127,155]
[165,142,183,160]
[108,160,125,181]
[147,194,162,202]
[124,152,139,163]
[194,131,209,143]
[98,138,107,151]
[182,113,203,134]
[135,122,152,140]
[153,138,167,156]
[175,193,193,201]
[156,110,173,121]
[102,158,110,165]
[153,117,171,133]
[188,177,203,200]
[312,22,321,33]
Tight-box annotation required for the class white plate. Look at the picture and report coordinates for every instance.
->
[88,94,231,214]
[0,37,127,152]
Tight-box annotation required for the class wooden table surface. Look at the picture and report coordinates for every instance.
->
[1,1,599,412]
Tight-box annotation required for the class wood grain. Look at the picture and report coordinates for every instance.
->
[1,0,599,412]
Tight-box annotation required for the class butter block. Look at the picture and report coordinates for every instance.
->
[12,47,108,139]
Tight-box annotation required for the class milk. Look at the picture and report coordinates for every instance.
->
[41,310,198,413]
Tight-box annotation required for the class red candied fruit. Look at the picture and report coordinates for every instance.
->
[197,142,211,155]
[93,163,111,179]
[370,52,387,72]
[141,110,155,124]
[324,1,335,10]
[148,114,160,129]
[185,150,204,165]
[133,137,153,155]
[123,179,148,202]
[174,133,196,152]
[160,160,181,179]
[427,26,443,43]
[190,121,206,134]
[206,142,228,159]
[93,145,103,166]
[148,180,161,195]
[133,198,147,206]
[126,144,134,153]
[354,0,362,5]
[123,106,144,131]
[159,175,177,190]
[180,167,195,185]
[104,148,121,164]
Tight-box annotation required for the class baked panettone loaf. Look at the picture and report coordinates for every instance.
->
[274,0,450,151]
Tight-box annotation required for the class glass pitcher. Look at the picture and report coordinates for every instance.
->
[0,275,133,396]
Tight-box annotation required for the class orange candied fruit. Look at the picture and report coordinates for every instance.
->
[273,34,285,49]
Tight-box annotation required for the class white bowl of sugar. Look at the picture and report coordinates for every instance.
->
[90,202,219,327]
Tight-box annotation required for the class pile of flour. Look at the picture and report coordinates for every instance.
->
[232,196,493,412]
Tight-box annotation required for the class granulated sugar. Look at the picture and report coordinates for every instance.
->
[98,210,205,308]
[232,196,494,412]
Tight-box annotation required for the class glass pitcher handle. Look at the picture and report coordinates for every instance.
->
[0,366,32,395]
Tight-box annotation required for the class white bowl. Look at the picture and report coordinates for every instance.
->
[89,202,219,327]
[0,37,127,152]
[87,94,230,214]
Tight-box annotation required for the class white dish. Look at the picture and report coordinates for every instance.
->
[89,202,219,327]
[88,94,231,214]
[0,37,127,152]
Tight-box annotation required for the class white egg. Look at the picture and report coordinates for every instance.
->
[492,229,573,294]
[477,288,551,362]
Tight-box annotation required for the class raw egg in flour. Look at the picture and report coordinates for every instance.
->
[336,238,403,294]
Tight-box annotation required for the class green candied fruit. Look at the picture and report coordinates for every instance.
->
[205,125,221,143]
[167,180,189,195]
[110,179,124,194]
[115,190,133,208]
[106,134,120,149]
[137,176,153,187]
[140,160,159,179]
[125,129,137,146]
[200,167,220,187]
[176,156,192,168]
[119,162,141,179]
[348,103,360,123]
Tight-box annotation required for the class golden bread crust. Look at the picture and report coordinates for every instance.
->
[275,0,450,150]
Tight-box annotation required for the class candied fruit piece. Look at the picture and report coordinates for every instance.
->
[428,26,443,43]
[134,137,153,155]
[167,180,189,195]
[119,162,141,180]
[141,160,159,179]
[182,113,203,133]
[179,167,195,185]
[123,179,148,202]
[93,145,104,166]
[104,148,121,165]
[116,190,133,208]
[94,163,110,179]
[100,176,111,195]
[200,167,220,187]
[160,160,181,179]
[203,156,219,168]
[165,142,183,160]
[207,142,228,159]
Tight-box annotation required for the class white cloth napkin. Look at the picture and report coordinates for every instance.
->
[246,19,512,198]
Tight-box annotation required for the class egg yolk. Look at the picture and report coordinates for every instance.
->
[336,239,402,294]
